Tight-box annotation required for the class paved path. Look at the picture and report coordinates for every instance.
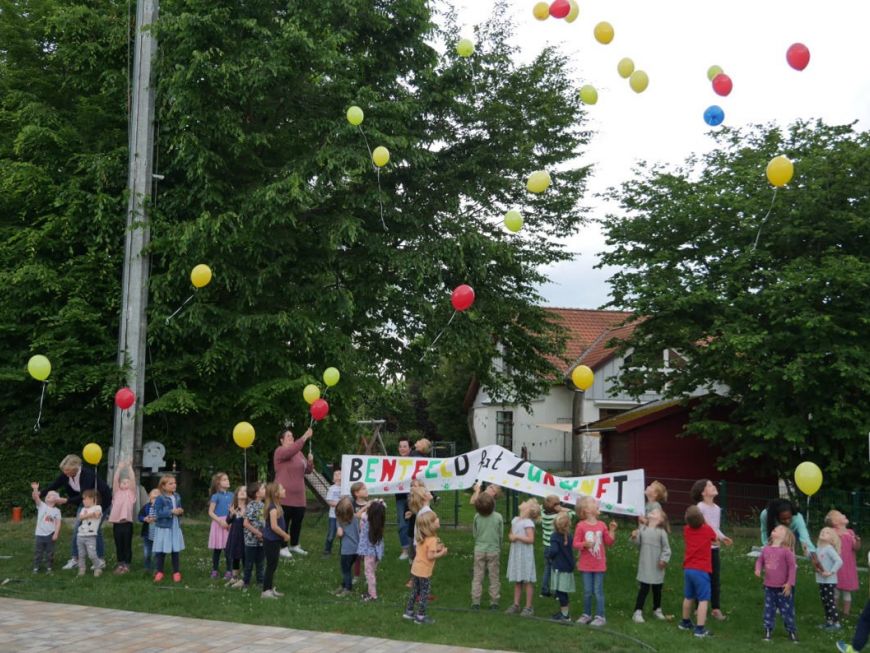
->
[0,597,513,653]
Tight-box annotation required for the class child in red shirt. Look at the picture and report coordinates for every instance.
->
[572,496,618,627]
[679,505,717,638]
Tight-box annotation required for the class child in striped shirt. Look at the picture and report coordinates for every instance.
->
[540,495,573,597]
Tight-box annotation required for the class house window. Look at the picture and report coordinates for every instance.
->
[496,411,513,450]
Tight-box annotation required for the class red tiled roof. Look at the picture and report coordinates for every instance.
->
[543,308,637,375]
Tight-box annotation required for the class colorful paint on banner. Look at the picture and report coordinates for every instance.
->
[340,445,645,516]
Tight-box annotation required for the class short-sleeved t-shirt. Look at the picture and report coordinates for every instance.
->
[326,485,341,519]
[35,503,61,537]
[411,536,439,578]
[210,491,233,517]
[683,523,717,573]
[244,500,265,547]
[78,505,102,537]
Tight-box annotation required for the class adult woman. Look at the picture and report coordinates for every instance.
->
[41,454,113,570]
[759,498,815,555]
[272,427,314,558]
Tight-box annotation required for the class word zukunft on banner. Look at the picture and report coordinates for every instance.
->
[341,445,645,516]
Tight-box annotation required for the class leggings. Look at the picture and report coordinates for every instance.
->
[819,584,840,625]
[405,575,431,617]
[211,547,230,572]
[281,506,306,547]
[635,582,663,611]
[263,540,281,591]
[243,545,264,586]
[763,587,796,633]
[852,599,870,651]
[112,522,133,566]
[555,590,569,608]
[364,555,379,598]
[711,547,721,610]
[155,552,179,574]
[341,554,357,590]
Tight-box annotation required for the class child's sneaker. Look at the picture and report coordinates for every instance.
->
[45,568,52,574]
[223,571,233,581]
[551,612,570,622]
[504,604,521,615]
[837,642,856,653]
[693,628,713,638]
[488,604,499,611]
[414,615,435,625]
[787,632,799,644]
[62,558,78,570]
[763,629,772,642]
[153,572,164,582]
[261,589,277,599]
[77,569,86,577]
[93,568,102,577]
[653,608,667,621]
[402,611,415,620]
[471,604,480,610]
[210,570,219,579]
[520,607,534,617]
[172,572,182,583]
[230,578,244,589]
[576,614,592,625]
[590,616,606,627]
[32,568,39,574]
[678,618,694,631]
[362,594,377,602]
[632,610,645,624]
[824,623,843,632]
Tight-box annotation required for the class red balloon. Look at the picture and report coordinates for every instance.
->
[451,284,475,312]
[114,387,135,410]
[310,398,329,421]
[549,0,571,18]
[786,43,810,71]
[711,73,733,97]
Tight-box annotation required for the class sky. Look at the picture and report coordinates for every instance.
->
[451,0,870,309]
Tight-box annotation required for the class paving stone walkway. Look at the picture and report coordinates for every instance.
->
[0,597,513,653]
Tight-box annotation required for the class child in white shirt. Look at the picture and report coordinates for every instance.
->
[30,482,61,573]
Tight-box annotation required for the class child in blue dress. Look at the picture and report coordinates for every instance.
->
[152,475,185,583]
[207,472,232,580]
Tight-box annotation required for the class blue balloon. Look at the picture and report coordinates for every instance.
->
[703,105,725,126]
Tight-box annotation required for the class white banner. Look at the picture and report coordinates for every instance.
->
[341,445,645,516]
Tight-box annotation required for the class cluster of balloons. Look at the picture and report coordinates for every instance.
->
[304,367,341,422]
[345,105,390,170]
[794,460,822,496]
[533,0,579,22]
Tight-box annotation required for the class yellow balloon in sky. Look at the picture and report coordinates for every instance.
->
[456,38,474,57]
[629,70,649,93]
[707,65,723,82]
[323,367,341,387]
[565,0,580,23]
[766,155,794,187]
[526,170,551,194]
[232,421,255,449]
[190,264,212,289]
[579,85,598,105]
[504,210,524,233]
[794,461,822,496]
[594,22,614,44]
[82,443,102,466]
[303,384,321,405]
[533,2,549,20]
[346,106,364,126]
[27,354,51,381]
[617,57,635,79]
[372,146,390,168]
[571,365,594,391]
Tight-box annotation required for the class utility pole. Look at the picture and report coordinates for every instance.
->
[113,0,158,473]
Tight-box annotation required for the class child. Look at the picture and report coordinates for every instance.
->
[540,495,573,597]
[29,482,61,573]
[350,481,371,582]
[631,508,671,623]
[690,478,733,620]
[547,511,576,622]
[335,496,359,597]
[323,469,342,556]
[207,472,233,580]
[836,554,869,653]
[679,505,717,638]
[108,459,137,574]
[471,492,503,610]
[754,524,798,643]
[138,488,159,572]
[261,482,290,599]
[403,510,448,625]
[506,497,541,617]
[827,510,862,617]
[639,481,668,523]
[469,481,502,506]
[406,482,432,581]
[76,489,105,577]
[242,482,266,591]
[816,526,844,631]
[224,485,247,588]
[573,496,618,627]
[152,474,185,583]
[358,499,386,601]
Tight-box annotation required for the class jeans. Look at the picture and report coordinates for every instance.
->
[582,571,606,618]
[853,599,870,651]
[112,522,133,566]
[763,587,796,633]
[70,507,105,559]
[155,551,179,574]
[243,545,264,586]
[340,554,357,590]
[396,496,411,548]
[142,537,153,570]
[263,540,281,591]
[555,590,569,607]
[541,559,553,594]
[711,547,721,610]
[33,535,56,570]
[324,517,337,554]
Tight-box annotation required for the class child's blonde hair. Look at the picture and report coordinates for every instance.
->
[521,498,542,522]
[209,472,228,496]
[818,526,841,554]
[335,497,354,525]
[415,438,432,455]
[543,495,561,515]
[770,525,796,550]
[824,510,843,528]
[577,495,597,520]
[649,480,668,503]
[157,475,176,493]
[650,508,671,533]
[553,511,572,538]
[408,485,430,514]
[350,481,365,501]
[263,482,282,509]
[415,510,439,543]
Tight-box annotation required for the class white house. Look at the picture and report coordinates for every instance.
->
[468,308,662,473]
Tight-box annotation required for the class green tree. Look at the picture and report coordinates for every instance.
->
[599,120,870,486]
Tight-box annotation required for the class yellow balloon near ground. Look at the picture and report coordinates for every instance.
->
[372,146,390,168]
[571,365,594,391]
[617,57,635,79]
[533,2,549,20]
[27,354,51,381]
[794,461,822,496]
[504,210,524,233]
[190,264,212,289]
[594,22,614,44]
[579,85,598,105]
[526,170,551,194]
[456,38,474,57]
[323,367,341,387]
[346,106,364,126]
[629,70,649,93]
[303,384,321,405]
[766,155,794,187]
[706,65,723,82]
[232,421,255,449]
[565,0,580,23]
[82,443,102,466]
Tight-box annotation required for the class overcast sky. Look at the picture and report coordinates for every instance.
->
[452,0,870,309]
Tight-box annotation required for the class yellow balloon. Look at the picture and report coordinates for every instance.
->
[27,354,51,381]
[372,146,390,168]
[565,0,580,23]
[190,264,212,289]
[571,365,594,391]
[617,57,635,79]
[346,106,364,126]
[766,155,794,187]
[303,384,321,405]
[579,85,598,105]
[629,70,649,93]
[82,443,102,466]
[532,2,549,20]
[594,22,614,44]
[232,421,255,449]
[504,210,523,233]
[794,461,822,496]
[707,65,723,82]
[526,170,551,194]
[323,367,341,387]
[456,38,474,58]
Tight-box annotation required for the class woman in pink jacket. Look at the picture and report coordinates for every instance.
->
[272,427,314,558]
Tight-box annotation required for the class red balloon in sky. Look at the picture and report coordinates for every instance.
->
[786,43,810,71]
[451,284,475,312]
[711,73,733,97]
[549,0,571,19]
[310,398,329,421]
[114,387,135,410]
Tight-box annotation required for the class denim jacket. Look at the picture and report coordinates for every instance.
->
[154,493,182,528]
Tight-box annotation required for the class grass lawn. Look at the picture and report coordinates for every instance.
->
[0,495,861,652]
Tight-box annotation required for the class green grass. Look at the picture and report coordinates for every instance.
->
[0,497,862,652]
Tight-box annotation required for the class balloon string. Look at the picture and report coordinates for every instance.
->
[420,311,457,361]
[751,188,778,252]
[33,382,46,432]
[165,293,195,324]
[356,125,387,231]
[243,449,247,487]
